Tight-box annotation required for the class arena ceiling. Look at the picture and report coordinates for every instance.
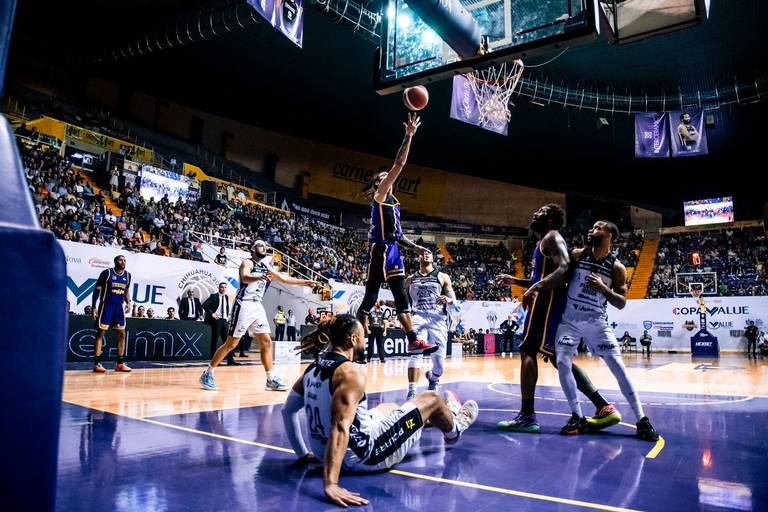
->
[8,0,768,218]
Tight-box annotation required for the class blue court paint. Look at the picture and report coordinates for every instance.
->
[57,382,767,511]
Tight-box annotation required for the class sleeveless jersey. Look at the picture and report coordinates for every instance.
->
[99,268,131,305]
[369,194,402,243]
[236,257,272,302]
[303,353,376,464]
[408,268,446,319]
[564,249,616,320]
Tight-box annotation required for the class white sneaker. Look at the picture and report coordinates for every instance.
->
[266,376,289,391]
[444,390,461,416]
[445,400,478,445]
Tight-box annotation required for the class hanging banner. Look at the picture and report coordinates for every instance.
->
[634,112,670,158]
[247,0,304,48]
[450,75,508,136]
[670,108,708,157]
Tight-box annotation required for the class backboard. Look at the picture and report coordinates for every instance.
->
[675,271,718,296]
[375,0,599,94]
[599,0,707,45]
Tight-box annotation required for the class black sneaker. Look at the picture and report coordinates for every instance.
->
[560,414,588,435]
[636,417,659,441]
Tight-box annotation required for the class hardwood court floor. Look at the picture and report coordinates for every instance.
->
[59,353,768,511]
[62,353,768,418]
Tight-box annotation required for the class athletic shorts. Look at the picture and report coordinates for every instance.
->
[519,288,566,357]
[97,302,126,330]
[412,315,449,358]
[368,242,405,282]
[554,315,621,358]
[344,402,424,472]
[228,299,271,338]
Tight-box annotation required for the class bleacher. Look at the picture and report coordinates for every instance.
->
[648,224,767,298]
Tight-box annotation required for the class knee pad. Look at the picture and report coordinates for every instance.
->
[387,276,411,315]
[408,355,421,369]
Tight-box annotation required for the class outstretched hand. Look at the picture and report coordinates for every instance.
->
[495,274,516,287]
[325,484,369,508]
[404,112,421,136]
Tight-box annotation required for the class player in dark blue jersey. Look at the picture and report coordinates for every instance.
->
[91,255,133,373]
[494,205,618,433]
[358,113,437,355]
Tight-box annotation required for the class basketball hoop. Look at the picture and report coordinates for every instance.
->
[465,59,524,129]
[689,282,703,299]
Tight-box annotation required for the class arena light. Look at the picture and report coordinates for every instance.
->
[396,13,412,29]
[386,4,396,20]
[421,29,437,45]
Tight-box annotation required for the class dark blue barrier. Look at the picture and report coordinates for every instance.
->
[67,315,213,362]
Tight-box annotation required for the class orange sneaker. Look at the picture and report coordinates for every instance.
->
[115,363,132,372]
[93,363,106,373]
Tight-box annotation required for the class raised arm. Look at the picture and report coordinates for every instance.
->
[374,113,421,203]
[323,367,369,507]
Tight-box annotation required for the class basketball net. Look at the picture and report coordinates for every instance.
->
[689,284,707,313]
[465,60,524,129]
[689,286,702,300]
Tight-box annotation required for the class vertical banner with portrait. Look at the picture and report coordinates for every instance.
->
[450,75,509,136]
[670,108,708,157]
[247,0,303,48]
[634,112,670,158]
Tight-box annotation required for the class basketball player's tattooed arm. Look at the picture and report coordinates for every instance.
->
[587,260,628,310]
[374,113,421,203]
[324,367,370,507]
[522,231,570,301]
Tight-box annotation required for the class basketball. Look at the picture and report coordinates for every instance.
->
[403,86,429,111]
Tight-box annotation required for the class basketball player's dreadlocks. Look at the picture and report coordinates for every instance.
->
[297,314,360,359]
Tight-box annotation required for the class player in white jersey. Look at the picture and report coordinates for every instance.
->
[200,240,318,392]
[405,249,456,400]
[554,221,659,441]
[282,315,478,507]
